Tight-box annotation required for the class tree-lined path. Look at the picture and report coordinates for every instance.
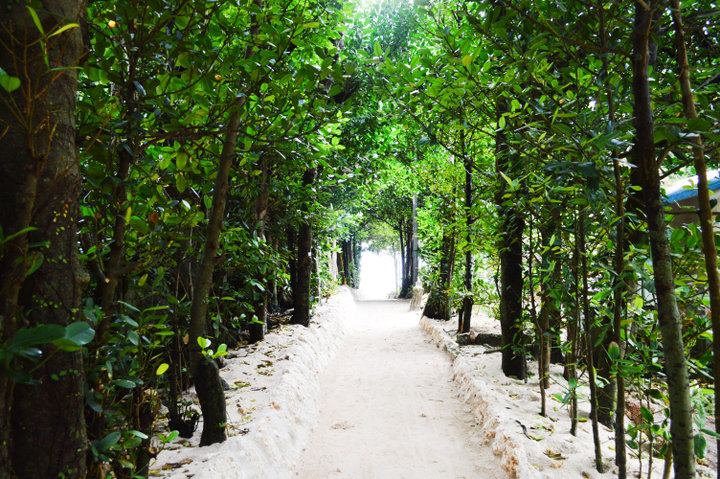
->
[2,0,719,477]
[295,298,504,479]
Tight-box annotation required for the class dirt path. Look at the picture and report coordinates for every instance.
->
[294,299,506,479]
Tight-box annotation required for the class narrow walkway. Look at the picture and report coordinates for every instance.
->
[295,299,506,479]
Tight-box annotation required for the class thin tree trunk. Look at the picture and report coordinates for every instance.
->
[548,206,564,364]
[0,3,88,476]
[569,211,580,437]
[632,3,695,476]
[187,96,245,446]
[411,193,419,287]
[459,129,473,334]
[292,167,317,327]
[249,156,271,343]
[579,211,604,472]
[671,4,720,475]
[613,145,629,478]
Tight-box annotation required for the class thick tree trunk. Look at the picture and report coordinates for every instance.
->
[671,4,720,474]
[632,3,695,476]
[292,167,317,327]
[423,233,456,320]
[496,102,526,379]
[0,3,88,477]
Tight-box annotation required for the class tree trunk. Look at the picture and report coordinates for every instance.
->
[286,226,297,307]
[411,194,419,287]
[249,156,271,343]
[423,232,456,320]
[496,101,526,378]
[632,3,695,476]
[0,3,88,477]
[292,167,317,327]
[459,130,473,334]
[187,95,246,446]
[579,212,603,472]
[671,4,720,474]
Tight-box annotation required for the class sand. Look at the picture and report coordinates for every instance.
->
[151,290,715,478]
[294,299,504,479]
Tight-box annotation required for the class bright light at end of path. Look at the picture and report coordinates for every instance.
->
[358,250,397,300]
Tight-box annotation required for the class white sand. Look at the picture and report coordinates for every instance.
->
[294,298,505,479]
[150,291,715,478]
[150,287,355,478]
[421,309,716,479]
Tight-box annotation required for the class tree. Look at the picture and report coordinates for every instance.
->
[632,2,695,476]
[0,3,88,477]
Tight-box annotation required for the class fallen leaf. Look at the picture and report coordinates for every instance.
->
[544,450,567,461]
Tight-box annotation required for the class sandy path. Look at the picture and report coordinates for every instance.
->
[294,299,506,479]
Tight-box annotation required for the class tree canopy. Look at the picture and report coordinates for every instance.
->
[1,0,719,477]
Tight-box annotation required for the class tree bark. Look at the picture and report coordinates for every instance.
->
[423,232,456,320]
[0,3,88,477]
[496,101,526,378]
[292,167,317,327]
[671,4,720,475]
[579,212,603,472]
[632,3,695,476]
[187,95,246,446]
[249,156,271,343]
[459,130,473,334]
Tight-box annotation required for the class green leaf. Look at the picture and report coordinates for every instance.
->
[156,363,169,376]
[694,433,707,459]
[700,427,720,439]
[640,406,654,424]
[53,322,95,351]
[160,430,179,443]
[127,330,140,346]
[95,431,121,452]
[0,71,21,93]
[8,324,65,351]
[176,152,189,170]
[373,42,383,57]
[129,430,149,439]
[115,379,136,389]
[176,174,187,193]
[608,342,620,361]
[26,251,44,276]
[197,336,210,349]
[694,404,707,428]
[213,343,228,359]
[301,21,320,29]
[49,23,79,38]
[462,55,472,67]
[26,6,44,35]
[688,117,712,132]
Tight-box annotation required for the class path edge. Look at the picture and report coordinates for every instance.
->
[419,315,540,479]
[179,286,354,479]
